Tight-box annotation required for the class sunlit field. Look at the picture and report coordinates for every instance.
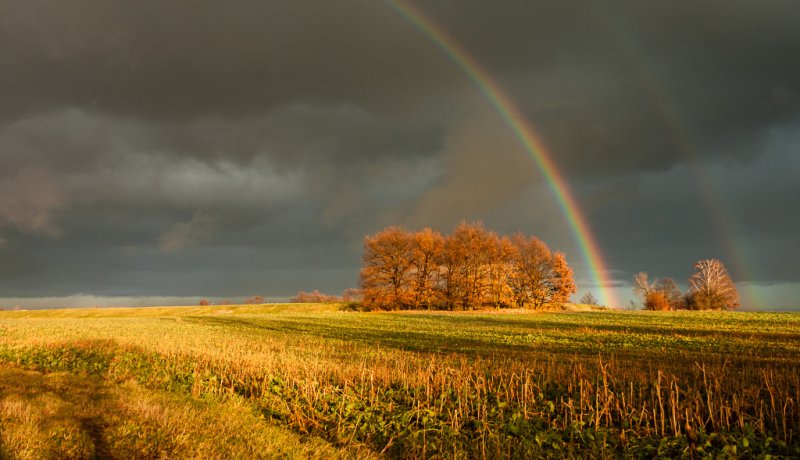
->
[0,304,798,458]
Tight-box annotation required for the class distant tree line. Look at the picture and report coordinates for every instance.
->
[634,259,740,310]
[291,290,339,303]
[198,296,264,306]
[359,222,576,310]
[290,288,362,303]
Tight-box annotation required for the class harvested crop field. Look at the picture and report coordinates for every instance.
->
[0,304,798,458]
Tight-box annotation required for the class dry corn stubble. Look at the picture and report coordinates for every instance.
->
[0,304,798,457]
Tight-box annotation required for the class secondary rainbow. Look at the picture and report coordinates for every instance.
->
[387,0,620,307]
[589,7,757,308]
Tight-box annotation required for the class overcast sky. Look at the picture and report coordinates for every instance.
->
[1,0,798,309]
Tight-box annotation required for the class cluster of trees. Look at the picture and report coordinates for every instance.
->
[359,222,576,310]
[290,289,362,303]
[198,296,263,306]
[290,290,340,303]
[634,259,740,310]
[244,295,265,304]
[196,290,361,307]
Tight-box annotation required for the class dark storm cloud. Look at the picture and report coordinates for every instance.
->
[0,0,460,120]
[457,0,800,177]
[3,0,798,169]
[0,0,798,306]
[585,118,800,285]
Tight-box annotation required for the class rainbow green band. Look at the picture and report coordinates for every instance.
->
[388,0,619,307]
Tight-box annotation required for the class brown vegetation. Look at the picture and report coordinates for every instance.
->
[360,222,576,310]
[244,295,265,305]
[580,292,598,305]
[340,288,362,302]
[290,290,339,303]
[687,259,740,310]
[634,273,686,311]
[634,259,738,310]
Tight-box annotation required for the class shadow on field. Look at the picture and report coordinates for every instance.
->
[188,316,544,356]
[392,313,800,343]
[395,312,800,340]
[189,312,800,359]
[0,368,111,458]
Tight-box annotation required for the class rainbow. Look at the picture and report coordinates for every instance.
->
[387,0,620,307]
[590,8,758,308]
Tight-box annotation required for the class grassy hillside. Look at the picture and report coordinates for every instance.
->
[0,304,798,458]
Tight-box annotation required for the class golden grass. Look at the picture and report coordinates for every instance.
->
[0,305,797,457]
[0,302,341,319]
[0,366,373,459]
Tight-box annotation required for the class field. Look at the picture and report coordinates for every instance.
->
[0,304,798,458]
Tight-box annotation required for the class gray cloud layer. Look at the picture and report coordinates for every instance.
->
[1,0,798,307]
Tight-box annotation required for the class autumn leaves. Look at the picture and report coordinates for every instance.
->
[359,222,576,310]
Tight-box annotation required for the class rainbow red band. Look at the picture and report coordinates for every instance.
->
[388,0,620,307]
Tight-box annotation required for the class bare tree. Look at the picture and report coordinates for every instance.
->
[633,272,655,298]
[687,259,739,310]
[580,292,598,305]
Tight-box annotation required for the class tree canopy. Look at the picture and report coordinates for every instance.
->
[360,222,576,310]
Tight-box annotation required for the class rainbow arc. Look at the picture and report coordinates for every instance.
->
[388,0,620,307]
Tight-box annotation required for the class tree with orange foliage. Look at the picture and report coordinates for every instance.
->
[359,223,577,310]
[485,235,517,308]
[655,278,684,310]
[508,234,553,309]
[360,227,414,310]
[508,235,576,309]
[442,222,496,310]
[644,290,671,311]
[550,251,577,304]
[634,273,686,310]
[409,228,445,309]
